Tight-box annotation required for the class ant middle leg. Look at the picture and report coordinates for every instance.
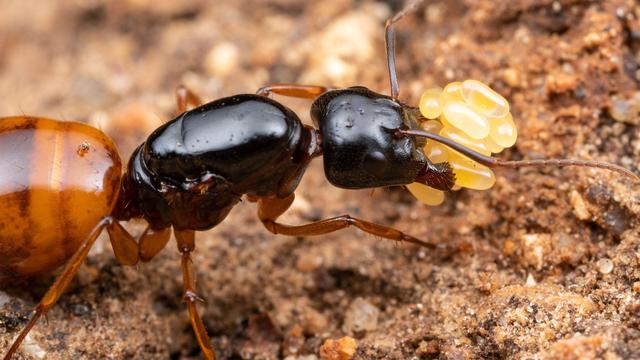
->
[256,194,438,249]
[256,84,334,100]
[174,229,217,360]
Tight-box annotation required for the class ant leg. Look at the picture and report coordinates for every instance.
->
[176,85,203,114]
[175,229,217,360]
[106,220,140,266]
[257,194,438,249]
[3,217,112,360]
[138,226,172,262]
[385,0,426,99]
[256,84,334,100]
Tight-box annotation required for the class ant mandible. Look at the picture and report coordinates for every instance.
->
[1,1,637,359]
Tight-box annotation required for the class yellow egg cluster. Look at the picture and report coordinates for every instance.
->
[407,80,518,206]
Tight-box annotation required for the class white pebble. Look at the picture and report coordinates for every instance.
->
[525,273,537,287]
[0,291,10,307]
[205,42,239,77]
[23,334,46,359]
[342,298,379,334]
[597,258,614,274]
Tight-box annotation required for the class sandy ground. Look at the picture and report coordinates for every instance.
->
[1,0,640,359]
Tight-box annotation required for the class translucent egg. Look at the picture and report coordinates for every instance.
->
[441,81,464,103]
[488,112,518,148]
[441,101,491,140]
[448,152,496,190]
[424,142,448,163]
[461,80,510,118]
[406,183,445,206]
[419,87,443,119]
[439,126,491,155]
[483,136,504,154]
[421,120,443,133]
[410,79,516,204]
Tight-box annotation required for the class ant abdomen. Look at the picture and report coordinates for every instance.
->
[0,116,121,282]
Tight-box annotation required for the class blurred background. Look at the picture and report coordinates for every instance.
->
[2,0,640,359]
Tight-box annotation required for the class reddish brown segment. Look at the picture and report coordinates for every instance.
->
[0,116,122,282]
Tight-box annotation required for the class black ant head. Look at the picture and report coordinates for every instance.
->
[310,86,431,189]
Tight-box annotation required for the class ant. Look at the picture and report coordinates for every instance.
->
[1,1,637,359]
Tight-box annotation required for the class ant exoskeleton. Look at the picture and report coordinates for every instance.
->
[1,1,638,359]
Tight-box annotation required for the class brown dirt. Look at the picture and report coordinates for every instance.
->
[1,0,640,359]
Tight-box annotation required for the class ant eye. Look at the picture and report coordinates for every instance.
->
[408,80,519,205]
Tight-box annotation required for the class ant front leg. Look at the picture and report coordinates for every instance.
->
[256,193,438,249]
[174,229,217,360]
[256,84,334,100]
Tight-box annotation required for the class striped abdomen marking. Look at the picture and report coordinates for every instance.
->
[0,117,122,282]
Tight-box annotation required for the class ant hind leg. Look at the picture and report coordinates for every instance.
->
[3,217,113,360]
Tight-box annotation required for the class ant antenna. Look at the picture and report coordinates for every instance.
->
[385,0,426,99]
[397,128,640,182]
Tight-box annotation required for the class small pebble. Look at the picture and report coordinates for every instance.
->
[23,334,46,359]
[597,258,614,274]
[319,337,357,360]
[342,298,379,334]
[0,291,10,307]
[525,273,537,287]
[502,68,520,87]
[610,93,640,124]
[205,42,239,77]
[570,190,591,221]
[285,356,319,360]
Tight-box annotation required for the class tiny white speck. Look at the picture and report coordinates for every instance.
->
[597,258,614,274]
[23,334,46,359]
[525,273,537,287]
[0,291,10,306]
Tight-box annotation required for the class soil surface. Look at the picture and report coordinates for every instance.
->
[1,0,640,359]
